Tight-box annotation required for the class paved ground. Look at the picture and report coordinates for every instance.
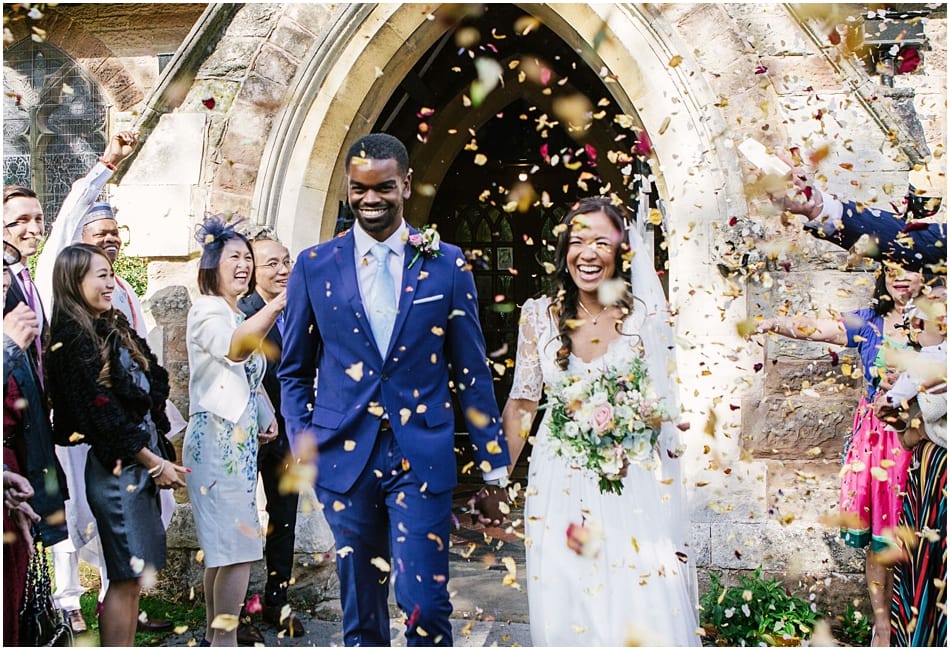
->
[164,485,532,647]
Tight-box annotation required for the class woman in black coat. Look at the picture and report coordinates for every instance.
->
[46,243,187,646]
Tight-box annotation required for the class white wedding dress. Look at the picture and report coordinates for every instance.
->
[511,296,700,646]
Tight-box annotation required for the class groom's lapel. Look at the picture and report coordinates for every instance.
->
[334,231,375,349]
[388,228,422,351]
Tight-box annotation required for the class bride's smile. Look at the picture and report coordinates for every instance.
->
[566,211,622,297]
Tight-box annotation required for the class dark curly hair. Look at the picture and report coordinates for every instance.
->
[548,197,634,370]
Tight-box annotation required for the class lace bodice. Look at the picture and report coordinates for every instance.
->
[509,296,646,400]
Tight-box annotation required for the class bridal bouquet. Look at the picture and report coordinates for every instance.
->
[545,359,670,495]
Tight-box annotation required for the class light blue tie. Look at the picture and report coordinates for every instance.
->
[367,243,396,355]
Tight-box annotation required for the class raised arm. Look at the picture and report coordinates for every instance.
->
[35,130,140,309]
[227,290,285,362]
[756,314,848,346]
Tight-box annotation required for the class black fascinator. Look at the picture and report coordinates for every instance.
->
[196,214,246,269]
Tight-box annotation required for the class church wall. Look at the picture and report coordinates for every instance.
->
[5,2,945,613]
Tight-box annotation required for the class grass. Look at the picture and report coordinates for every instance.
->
[73,560,206,646]
[76,592,207,646]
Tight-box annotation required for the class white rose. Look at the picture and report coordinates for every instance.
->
[563,421,580,439]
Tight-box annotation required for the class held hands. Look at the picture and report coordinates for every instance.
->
[101,129,140,167]
[3,302,40,350]
[467,485,510,527]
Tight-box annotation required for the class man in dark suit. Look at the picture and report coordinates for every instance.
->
[236,231,305,642]
[279,133,511,646]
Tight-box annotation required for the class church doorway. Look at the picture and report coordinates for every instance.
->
[363,3,664,476]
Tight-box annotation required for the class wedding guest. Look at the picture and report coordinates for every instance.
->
[236,229,304,643]
[875,281,946,647]
[768,163,945,274]
[45,243,186,646]
[3,239,45,647]
[183,216,282,646]
[33,130,180,634]
[2,237,67,551]
[757,262,924,646]
[496,197,698,645]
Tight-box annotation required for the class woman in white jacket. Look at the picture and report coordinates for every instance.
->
[183,215,285,646]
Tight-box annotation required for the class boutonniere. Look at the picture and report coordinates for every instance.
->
[407,226,443,269]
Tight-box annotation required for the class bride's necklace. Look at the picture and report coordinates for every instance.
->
[577,300,610,325]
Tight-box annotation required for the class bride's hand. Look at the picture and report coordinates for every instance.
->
[467,486,510,527]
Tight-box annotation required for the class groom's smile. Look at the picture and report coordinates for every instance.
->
[347,157,412,242]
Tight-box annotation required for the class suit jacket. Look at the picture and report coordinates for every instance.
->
[4,267,46,353]
[805,200,947,273]
[3,336,67,546]
[279,227,511,494]
[238,290,284,432]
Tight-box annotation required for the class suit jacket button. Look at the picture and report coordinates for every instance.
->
[381,374,389,381]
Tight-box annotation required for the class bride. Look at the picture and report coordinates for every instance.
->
[500,196,700,646]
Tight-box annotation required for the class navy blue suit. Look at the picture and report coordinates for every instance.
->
[279,226,510,646]
[805,200,946,273]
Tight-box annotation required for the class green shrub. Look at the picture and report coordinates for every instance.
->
[837,602,872,646]
[112,252,148,297]
[27,240,148,297]
[700,568,818,646]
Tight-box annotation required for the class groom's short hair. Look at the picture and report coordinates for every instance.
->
[345,133,409,177]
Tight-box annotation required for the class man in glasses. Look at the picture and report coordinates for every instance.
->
[235,228,305,643]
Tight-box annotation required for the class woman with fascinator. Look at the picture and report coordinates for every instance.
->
[45,243,185,646]
[183,215,284,646]
[497,197,699,645]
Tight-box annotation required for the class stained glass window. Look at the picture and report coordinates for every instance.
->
[3,38,108,226]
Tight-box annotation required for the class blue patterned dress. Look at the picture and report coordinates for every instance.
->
[183,334,265,567]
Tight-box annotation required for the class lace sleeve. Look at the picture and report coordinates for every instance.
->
[509,297,546,401]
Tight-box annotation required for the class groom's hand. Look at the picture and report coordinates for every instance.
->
[467,485,509,527]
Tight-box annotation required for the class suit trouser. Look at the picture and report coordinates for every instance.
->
[317,426,453,647]
[258,429,300,606]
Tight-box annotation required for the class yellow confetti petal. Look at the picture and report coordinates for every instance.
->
[343,440,356,451]
[333,500,346,512]
[345,362,364,382]
[211,614,239,632]
[870,466,888,481]
[370,557,391,572]
[400,408,411,426]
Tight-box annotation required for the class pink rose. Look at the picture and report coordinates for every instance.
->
[409,233,423,247]
[590,403,614,433]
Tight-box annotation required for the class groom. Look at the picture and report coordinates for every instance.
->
[279,133,511,646]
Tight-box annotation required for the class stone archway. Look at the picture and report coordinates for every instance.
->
[255,1,751,453]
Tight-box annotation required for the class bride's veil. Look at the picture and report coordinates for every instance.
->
[628,214,699,604]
